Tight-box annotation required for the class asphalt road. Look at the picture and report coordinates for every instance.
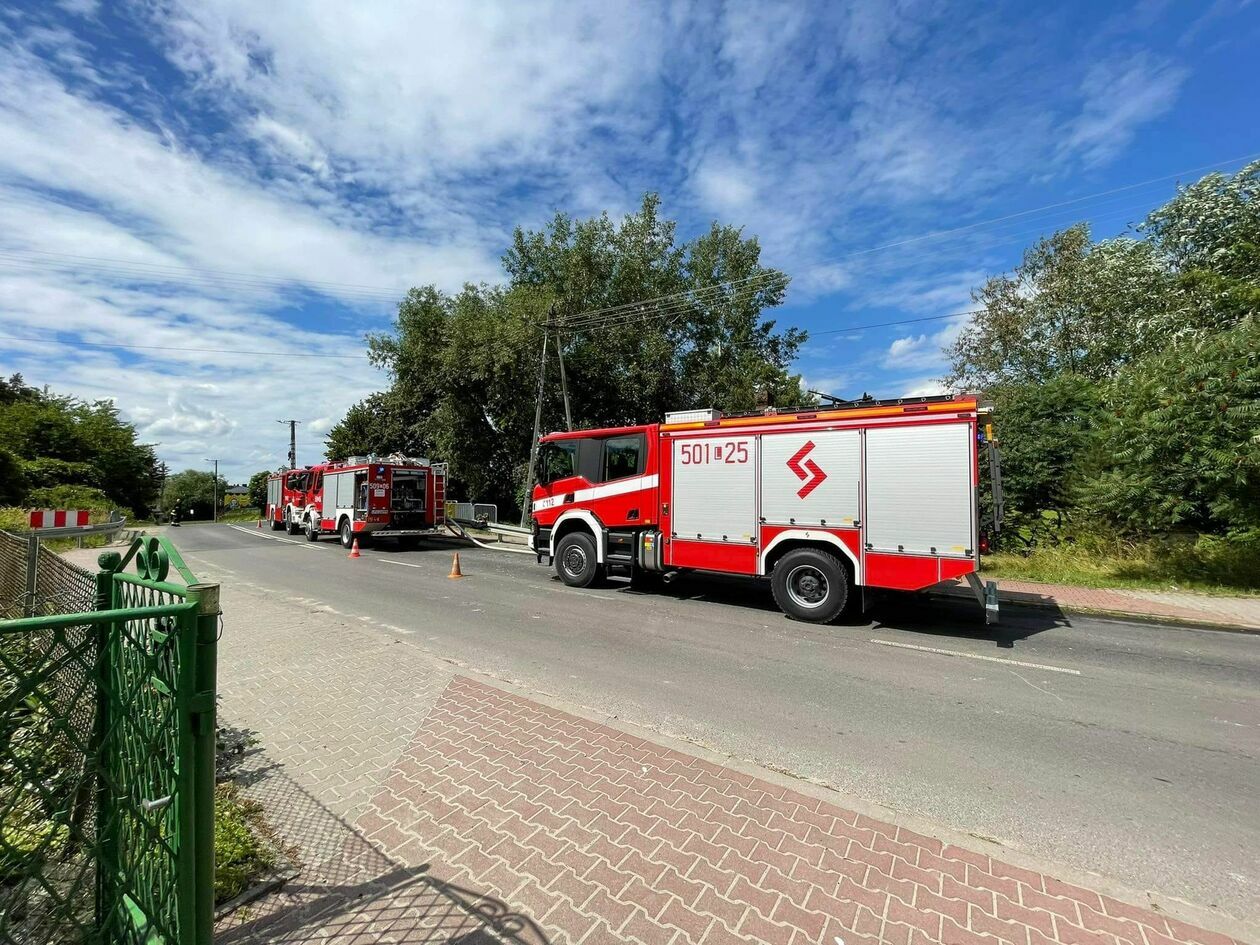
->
[175,522,1259,919]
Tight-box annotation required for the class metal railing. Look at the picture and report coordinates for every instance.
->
[0,534,217,945]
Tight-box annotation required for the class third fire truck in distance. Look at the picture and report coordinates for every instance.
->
[530,394,1001,623]
[266,455,447,548]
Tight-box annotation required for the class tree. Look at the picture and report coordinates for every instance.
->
[0,377,160,514]
[989,375,1105,545]
[329,194,806,513]
[247,470,272,510]
[947,161,1260,392]
[1077,318,1260,536]
[164,470,226,520]
[946,225,1178,389]
[0,448,25,505]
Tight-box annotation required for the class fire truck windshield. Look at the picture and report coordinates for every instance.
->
[539,441,577,484]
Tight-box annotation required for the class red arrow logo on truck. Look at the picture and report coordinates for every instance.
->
[786,441,827,498]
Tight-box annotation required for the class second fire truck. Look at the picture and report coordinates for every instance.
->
[530,394,1000,623]
[266,455,447,548]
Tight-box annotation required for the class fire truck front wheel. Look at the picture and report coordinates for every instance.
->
[555,532,604,588]
[771,548,849,623]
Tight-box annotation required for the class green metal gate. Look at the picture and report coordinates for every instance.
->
[0,535,217,945]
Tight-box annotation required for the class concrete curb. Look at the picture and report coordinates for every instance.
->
[934,586,1260,635]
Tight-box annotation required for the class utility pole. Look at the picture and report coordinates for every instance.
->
[205,458,220,522]
[276,419,300,469]
[521,325,550,526]
[552,304,573,432]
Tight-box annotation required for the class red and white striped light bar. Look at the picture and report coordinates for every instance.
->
[29,509,91,529]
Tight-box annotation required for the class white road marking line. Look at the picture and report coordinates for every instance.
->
[226,524,312,547]
[379,559,425,569]
[868,639,1082,675]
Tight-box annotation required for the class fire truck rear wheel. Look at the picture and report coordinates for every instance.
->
[555,532,604,588]
[771,548,849,623]
[269,512,283,531]
[339,519,355,548]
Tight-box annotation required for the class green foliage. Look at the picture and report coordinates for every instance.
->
[213,782,276,904]
[162,469,227,519]
[0,448,25,504]
[329,194,805,513]
[947,225,1181,388]
[988,375,1105,547]
[0,374,159,515]
[944,161,1260,584]
[1076,318,1260,535]
[247,470,271,510]
[25,485,113,510]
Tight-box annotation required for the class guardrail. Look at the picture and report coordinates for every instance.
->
[21,514,128,541]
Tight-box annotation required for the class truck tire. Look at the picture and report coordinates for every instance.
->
[339,519,354,549]
[269,511,284,531]
[771,548,849,623]
[285,509,300,535]
[305,517,320,542]
[555,532,603,588]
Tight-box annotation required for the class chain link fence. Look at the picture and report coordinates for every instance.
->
[1,529,102,944]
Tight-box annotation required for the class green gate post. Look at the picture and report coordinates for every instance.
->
[186,582,219,945]
[93,552,122,942]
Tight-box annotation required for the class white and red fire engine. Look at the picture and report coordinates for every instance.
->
[266,455,447,548]
[530,394,1001,623]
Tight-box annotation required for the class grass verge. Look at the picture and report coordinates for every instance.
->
[983,532,1260,596]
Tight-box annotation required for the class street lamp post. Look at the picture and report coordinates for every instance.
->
[205,458,220,522]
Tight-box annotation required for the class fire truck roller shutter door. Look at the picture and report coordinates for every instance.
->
[336,471,355,512]
[322,473,340,520]
[865,422,973,556]
[671,435,757,543]
[760,430,860,527]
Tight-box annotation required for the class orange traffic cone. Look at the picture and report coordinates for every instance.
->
[256,518,262,529]
[448,552,463,579]
[348,537,361,559]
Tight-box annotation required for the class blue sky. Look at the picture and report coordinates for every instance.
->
[1,0,1257,480]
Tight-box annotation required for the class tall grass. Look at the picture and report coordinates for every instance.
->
[983,530,1260,595]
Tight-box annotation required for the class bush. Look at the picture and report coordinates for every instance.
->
[23,485,113,511]
[1077,318,1260,535]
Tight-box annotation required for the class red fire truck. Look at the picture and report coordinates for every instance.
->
[530,394,1001,623]
[266,455,448,548]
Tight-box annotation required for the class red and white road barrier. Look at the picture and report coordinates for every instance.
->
[28,509,91,529]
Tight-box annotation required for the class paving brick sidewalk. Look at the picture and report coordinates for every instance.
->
[192,558,1252,945]
[942,578,1260,631]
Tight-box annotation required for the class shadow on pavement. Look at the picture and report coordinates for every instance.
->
[868,593,1070,648]
[215,721,550,945]
[597,571,1070,648]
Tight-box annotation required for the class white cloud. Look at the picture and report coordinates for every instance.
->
[0,3,1214,480]
[1060,52,1188,166]
[900,377,951,397]
[882,312,970,370]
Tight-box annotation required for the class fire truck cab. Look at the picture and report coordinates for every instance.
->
[530,394,1000,623]
[266,456,447,548]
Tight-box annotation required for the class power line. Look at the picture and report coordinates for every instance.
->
[552,150,1260,330]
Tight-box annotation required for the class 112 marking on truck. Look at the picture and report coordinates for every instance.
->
[530,394,1002,623]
